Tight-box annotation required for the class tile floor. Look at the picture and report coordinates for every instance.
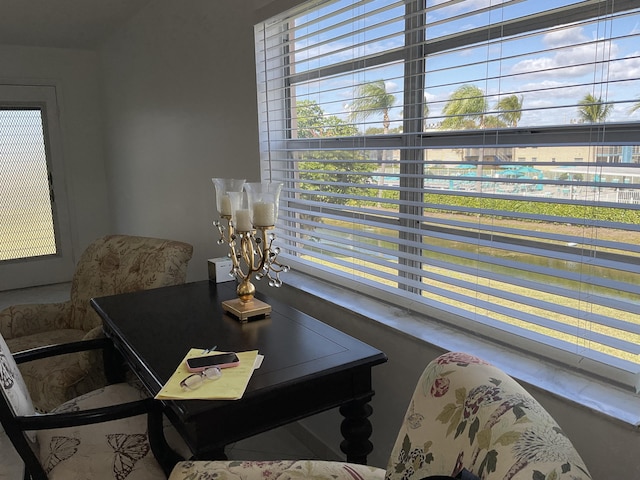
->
[0,282,320,463]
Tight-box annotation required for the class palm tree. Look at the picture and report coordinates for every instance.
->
[440,85,488,130]
[630,98,640,114]
[496,94,523,127]
[577,93,613,123]
[348,80,397,203]
[348,80,396,133]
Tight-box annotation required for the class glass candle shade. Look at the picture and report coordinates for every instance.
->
[244,182,283,227]
[212,178,245,216]
[226,191,244,224]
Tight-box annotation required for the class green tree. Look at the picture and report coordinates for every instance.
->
[347,81,398,203]
[295,100,376,205]
[483,116,507,129]
[296,100,358,138]
[365,126,403,135]
[440,84,488,130]
[496,94,523,127]
[577,93,613,123]
[348,80,396,133]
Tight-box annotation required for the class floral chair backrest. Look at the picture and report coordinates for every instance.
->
[0,331,37,479]
[70,234,194,332]
[385,352,591,480]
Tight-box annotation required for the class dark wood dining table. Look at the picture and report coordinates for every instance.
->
[90,280,387,463]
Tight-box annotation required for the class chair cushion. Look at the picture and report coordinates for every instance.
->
[0,332,36,421]
[6,329,88,412]
[38,383,167,480]
[0,332,36,479]
[0,429,24,480]
[169,459,386,480]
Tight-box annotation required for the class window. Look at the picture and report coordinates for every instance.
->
[255,0,640,390]
[0,108,56,260]
[0,85,74,290]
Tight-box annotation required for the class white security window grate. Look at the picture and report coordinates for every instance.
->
[255,0,640,390]
[0,108,56,261]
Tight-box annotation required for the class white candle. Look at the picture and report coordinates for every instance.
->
[252,202,276,227]
[220,194,232,216]
[235,209,253,231]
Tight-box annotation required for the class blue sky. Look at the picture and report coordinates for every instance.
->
[289,0,640,129]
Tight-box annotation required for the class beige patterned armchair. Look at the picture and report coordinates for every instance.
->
[0,234,193,412]
[169,352,591,480]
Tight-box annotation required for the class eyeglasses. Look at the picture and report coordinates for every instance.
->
[180,367,222,390]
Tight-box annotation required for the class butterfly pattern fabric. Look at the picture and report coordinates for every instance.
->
[0,332,36,420]
[36,383,168,479]
[0,331,39,478]
[108,433,151,480]
[0,350,14,389]
[2,330,174,479]
[44,436,81,473]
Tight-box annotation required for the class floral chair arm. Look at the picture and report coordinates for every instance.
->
[385,352,591,480]
[0,301,73,339]
[169,459,386,480]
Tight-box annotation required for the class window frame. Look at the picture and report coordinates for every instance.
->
[255,0,640,391]
[0,84,75,290]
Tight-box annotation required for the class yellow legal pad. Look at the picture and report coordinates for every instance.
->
[155,349,260,401]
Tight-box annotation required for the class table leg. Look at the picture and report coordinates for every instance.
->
[191,446,228,461]
[339,397,373,465]
[209,448,228,460]
[103,339,126,384]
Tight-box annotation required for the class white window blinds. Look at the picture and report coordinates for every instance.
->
[255,0,640,390]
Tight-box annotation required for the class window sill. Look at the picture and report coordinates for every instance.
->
[275,271,640,428]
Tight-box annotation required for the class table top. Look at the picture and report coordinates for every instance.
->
[91,280,387,420]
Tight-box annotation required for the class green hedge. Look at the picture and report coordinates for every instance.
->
[378,190,640,224]
[437,194,640,224]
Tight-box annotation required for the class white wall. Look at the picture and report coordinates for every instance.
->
[99,0,263,281]
[0,45,110,256]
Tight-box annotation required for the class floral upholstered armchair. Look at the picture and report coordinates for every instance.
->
[0,234,193,412]
[168,352,591,480]
[385,352,591,480]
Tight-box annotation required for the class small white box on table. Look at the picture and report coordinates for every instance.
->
[207,257,234,283]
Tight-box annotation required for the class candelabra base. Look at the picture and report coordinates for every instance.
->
[222,297,272,323]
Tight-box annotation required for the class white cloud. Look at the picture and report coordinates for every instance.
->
[511,30,618,80]
[543,26,588,47]
[609,52,640,81]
